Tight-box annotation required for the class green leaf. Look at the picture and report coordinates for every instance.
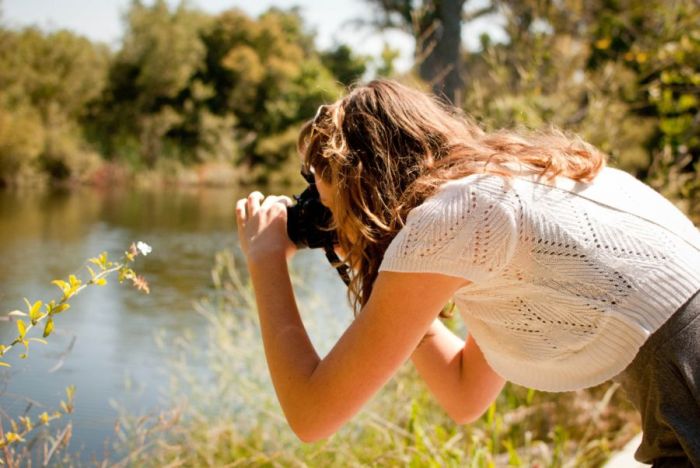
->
[52,280,70,295]
[69,275,81,289]
[29,300,43,324]
[43,318,54,338]
[91,252,109,269]
[52,304,70,315]
[16,320,26,339]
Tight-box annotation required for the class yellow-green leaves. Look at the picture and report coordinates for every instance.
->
[1,243,151,365]
[39,412,50,425]
[16,319,27,339]
[46,301,70,316]
[0,385,75,450]
[24,299,44,324]
[60,385,76,414]
[4,432,23,444]
[52,275,82,301]
[51,280,71,300]
[43,318,54,338]
[89,252,110,270]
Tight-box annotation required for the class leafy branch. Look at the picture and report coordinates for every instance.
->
[0,242,153,366]
[0,385,75,458]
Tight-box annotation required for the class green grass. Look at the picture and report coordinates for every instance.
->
[110,250,641,467]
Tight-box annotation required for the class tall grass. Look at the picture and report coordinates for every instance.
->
[110,250,641,467]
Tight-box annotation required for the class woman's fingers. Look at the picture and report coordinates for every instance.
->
[236,192,290,227]
[236,198,248,224]
[261,194,293,210]
[246,191,265,218]
[235,191,296,261]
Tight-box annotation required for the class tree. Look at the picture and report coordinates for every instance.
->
[364,0,495,104]
[0,26,109,182]
[198,7,341,180]
[91,0,210,167]
[320,44,368,86]
[466,0,699,220]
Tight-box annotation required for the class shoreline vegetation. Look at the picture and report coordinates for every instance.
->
[108,251,642,467]
[1,0,698,221]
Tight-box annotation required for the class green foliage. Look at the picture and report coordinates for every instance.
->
[0,0,698,199]
[197,7,342,180]
[320,44,369,85]
[0,385,75,467]
[376,43,402,78]
[0,26,108,185]
[464,0,699,221]
[89,3,343,182]
[109,250,641,467]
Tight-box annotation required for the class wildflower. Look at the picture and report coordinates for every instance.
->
[132,275,150,294]
[136,241,152,256]
[5,432,23,443]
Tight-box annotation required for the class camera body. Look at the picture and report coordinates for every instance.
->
[286,180,350,285]
[286,183,337,249]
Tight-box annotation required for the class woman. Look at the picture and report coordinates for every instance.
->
[235,79,700,465]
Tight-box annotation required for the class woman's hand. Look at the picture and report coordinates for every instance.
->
[236,191,296,263]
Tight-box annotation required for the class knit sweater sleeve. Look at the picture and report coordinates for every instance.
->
[379,176,518,283]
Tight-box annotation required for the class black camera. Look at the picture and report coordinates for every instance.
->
[286,171,349,285]
[286,182,336,249]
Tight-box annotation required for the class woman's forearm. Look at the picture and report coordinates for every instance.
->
[247,253,323,436]
[411,320,505,424]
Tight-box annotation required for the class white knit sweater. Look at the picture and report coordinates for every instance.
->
[379,167,700,392]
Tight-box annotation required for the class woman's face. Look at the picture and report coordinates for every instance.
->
[314,172,334,211]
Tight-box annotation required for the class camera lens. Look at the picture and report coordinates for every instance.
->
[286,184,336,249]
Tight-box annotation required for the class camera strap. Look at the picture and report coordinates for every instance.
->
[323,243,350,286]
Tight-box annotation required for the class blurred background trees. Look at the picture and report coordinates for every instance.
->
[0,0,697,219]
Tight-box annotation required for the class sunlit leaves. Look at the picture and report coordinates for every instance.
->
[43,318,55,338]
[0,386,74,450]
[23,298,44,324]
[16,319,26,339]
[89,252,110,270]
[1,242,152,363]
[51,280,70,297]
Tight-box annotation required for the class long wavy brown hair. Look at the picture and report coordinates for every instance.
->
[297,79,606,313]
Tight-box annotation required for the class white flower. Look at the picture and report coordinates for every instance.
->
[136,241,152,256]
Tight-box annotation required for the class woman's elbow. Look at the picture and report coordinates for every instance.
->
[287,415,338,444]
[292,426,330,444]
[446,400,492,425]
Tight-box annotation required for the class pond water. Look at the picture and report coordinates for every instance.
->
[0,185,350,463]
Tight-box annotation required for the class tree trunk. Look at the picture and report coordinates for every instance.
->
[416,0,465,104]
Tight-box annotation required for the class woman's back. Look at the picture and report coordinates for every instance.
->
[380,167,700,391]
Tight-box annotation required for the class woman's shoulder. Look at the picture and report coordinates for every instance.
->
[430,173,513,203]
